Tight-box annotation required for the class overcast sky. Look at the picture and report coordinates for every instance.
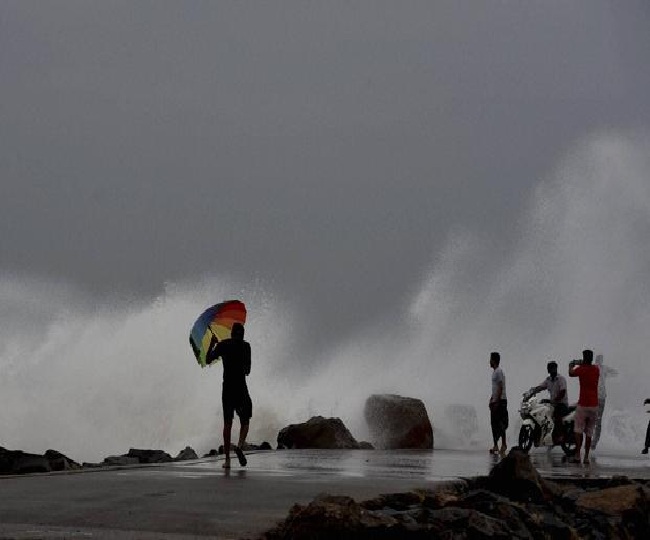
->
[2,1,650,344]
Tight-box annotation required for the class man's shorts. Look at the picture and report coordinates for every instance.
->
[574,406,599,437]
[222,385,252,423]
[490,400,509,439]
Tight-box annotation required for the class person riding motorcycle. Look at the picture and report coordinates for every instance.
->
[525,361,569,443]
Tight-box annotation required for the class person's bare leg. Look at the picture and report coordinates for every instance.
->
[499,434,507,455]
[489,433,498,454]
[232,420,249,466]
[573,432,583,462]
[237,421,249,449]
[583,435,592,464]
[489,408,498,454]
[223,420,233,468]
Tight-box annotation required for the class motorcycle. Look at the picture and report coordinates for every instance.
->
[518,390,577,456]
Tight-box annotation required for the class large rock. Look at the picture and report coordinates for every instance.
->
[364,394,433,449]
[44,449,81,471]
[1,447,80,475]
[485,447,558,503]
[262,491,522,540]
[175,446,198,461]
[126,448,173,464]
[0,450,50,474]
[262,494,400,540]
[103,455,140,467]
[242,441,273,451]
[277,416,360,449]
[575,483,650,515]
[576,483,650,535]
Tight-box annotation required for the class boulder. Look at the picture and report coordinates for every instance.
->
[204,449,219,457]
[426,507,519,539]
[44,449,81,471]
[358,441,374,450]
[103,455,140,467]
[175,446,198,461]
[1,447,80,475]
[262,493,518,540]
[242,441,273,451]
[3,452,51,474]
[575,483,650,516]
[364,394,433,449]
[277,416,360,449]
[125,448,173,464]
[262,494,399,540]
[485,447,558,503]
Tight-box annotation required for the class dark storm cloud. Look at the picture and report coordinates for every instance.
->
[2,1,649,341]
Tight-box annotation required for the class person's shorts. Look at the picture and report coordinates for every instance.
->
[574,406,599,437]
[553,403,569,421]
[490,400,509,436]
[222,385,252,423]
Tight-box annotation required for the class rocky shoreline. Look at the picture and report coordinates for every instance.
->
[1,397,434,476]
[256,448,650,540]
[0,443,275,475]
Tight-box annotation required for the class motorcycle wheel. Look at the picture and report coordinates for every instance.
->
[518,425,534,453]
[560,424,577,457]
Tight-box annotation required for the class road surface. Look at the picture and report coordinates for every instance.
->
[1,449,648,539]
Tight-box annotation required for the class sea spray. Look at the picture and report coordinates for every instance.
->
[0,277,297,462]
[1,131,649,460]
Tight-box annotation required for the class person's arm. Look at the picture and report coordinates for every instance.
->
[489,373,502,406]
[206,335,220,365]
[243,342,251,376]
[555,387,567,404]
[529,381,547,397]
[495,382,503,401]
[568,361,580,377]
[493,372,503,402]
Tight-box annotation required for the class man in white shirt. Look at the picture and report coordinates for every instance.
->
[528,361,569,443]
[489,351,508,455]
[592,354,618,450]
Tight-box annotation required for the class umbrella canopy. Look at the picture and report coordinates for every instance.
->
[189,300,247,367]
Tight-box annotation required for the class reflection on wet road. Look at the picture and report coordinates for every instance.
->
[150,448,650,481]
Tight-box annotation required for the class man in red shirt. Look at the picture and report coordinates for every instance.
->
[569,349,600,465]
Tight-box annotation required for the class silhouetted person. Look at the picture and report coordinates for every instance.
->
[206,322,251,469]
[641,398,650,454]
[569,349,600,465]
[488,352,508,455]
[591,353,617,450]
[528,361,569,443]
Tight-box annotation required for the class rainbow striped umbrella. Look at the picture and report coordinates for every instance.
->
[189,300,247,367]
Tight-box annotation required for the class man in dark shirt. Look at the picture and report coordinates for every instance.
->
[207,322,252,469]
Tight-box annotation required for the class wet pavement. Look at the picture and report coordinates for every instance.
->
[1,449,648,539]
